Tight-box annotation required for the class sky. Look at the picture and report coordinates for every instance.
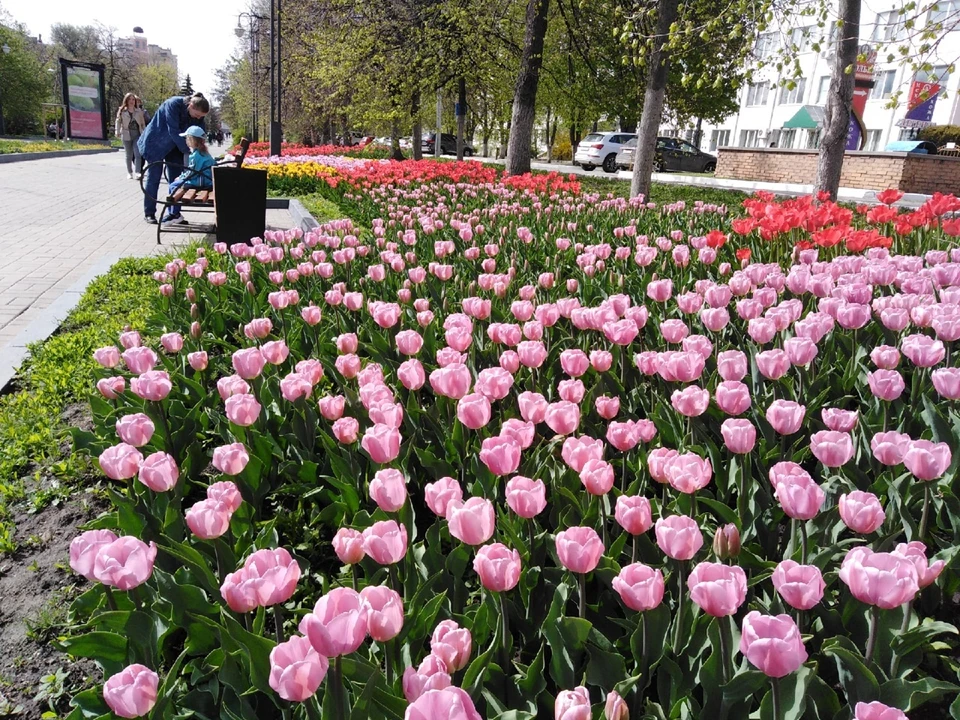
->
[2,0,251,100]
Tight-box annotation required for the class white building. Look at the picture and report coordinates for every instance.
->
[117,33,178,75]
[664,0,960,153]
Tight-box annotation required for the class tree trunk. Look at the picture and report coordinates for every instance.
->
[630,0,680,199]
[412,89,423,161]
[816,0,860,199]
[620,117,638,133]
[390,117,404,161]
[457,77,467,160]
[506,0,551,175]
[693,117,703,149]
[341,115,349,146]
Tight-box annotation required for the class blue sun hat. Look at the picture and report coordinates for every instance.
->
[180,126,206,139]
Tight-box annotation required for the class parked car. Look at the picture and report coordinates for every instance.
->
[422,132,475,156]
[574,132,637,173]
[616,137,717,174]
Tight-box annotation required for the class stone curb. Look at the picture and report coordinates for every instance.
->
[0,148,118,164]
[0,199,320,393]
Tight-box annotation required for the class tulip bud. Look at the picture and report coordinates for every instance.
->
[190,303,199,319]
[713,523,741,560]
[190,321,201,339]
[186,287,197,302]
[246,281,256,294]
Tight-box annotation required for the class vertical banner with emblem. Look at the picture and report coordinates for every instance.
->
[903,78,941,126]
[846,46,877,150]
[59,59,107,140]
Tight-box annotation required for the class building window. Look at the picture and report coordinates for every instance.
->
[928,0,960,27]
[780,129,797,148]
[865,130,882,151]
[662,129,678,138]
[815,76,831,105]
[780,78,807,104]
[806,129,822,149]
[871,10,904,42]
[754,33,778,58]
[789,26,814,52]
[709,129,731,151]
[870,70,897,99]
[915,65,951,87]
[740,130,760,147]
[899,128,920,140]
[745,82,770,106]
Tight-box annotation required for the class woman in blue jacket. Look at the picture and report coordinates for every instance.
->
[138,93,209,223]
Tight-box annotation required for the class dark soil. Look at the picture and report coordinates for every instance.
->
[0,402,103,717]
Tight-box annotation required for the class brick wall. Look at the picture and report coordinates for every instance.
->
[716,148,960,194]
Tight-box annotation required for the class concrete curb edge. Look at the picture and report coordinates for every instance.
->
[0,148,118,164]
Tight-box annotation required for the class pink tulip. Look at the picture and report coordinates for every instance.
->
[784,336,818,366]
[402,655,452,703]
[333,528,366,565]
[97,376,126,399]
[505,476,547,518]
[756,349,790,380]
[317,395,345,422]
[687,561,748,617]
[604,319,639,345]
[121,346,158,374]
[205,481,242,513]
[98,443,143,480]
[655,515,703,560]
[765,399,806,435]
[103,664,159,718]
[590,350,613,372]
[160,332,183,353]
[839,547,919,609]
[517,340,548,368]
[473,542,522,592]
[116,414,156,452]
[423,476,462,518]
[212,443,249,476]
[606,421,639,452]
[663,452,712,493]
[545,401,581,435]
[188,350,208,371]
[360,585,404,641]
[362,520,408,565]
[647,447,679,483]
[130,371,172,401]
[430,620,473,672]
[475,368,514,401]
[361,423,401,463]
[558,379,585,404]
[406,687,481,720]
[555,686,592,720]
[562,436,605,472]
[821,408,858,432]
[447,497,496,545]
[369,468,407,512]
[70,529,119,581]
[398,359,426,390]
[335,354,362,379]
[839,491,885,534]
[560,349,590,377]
[430,364,472,399]
[771,560,825,610]
[500,419,535,450]
[225,393,261,426]
[901,333,945,368]
[932,367,960,399]
[93,536,157,590]
[94,346,121,368]
[396,330,424,356]
[714,380,751,416]
[612,563,665,612]
[809,430,854,467]
[332,417,359,444]
[605,690,628,720]
[893,541,946,588]
[739,611,807,677]
[217,374,250,399]
[670,386,710,417]
[499,350,520,373]
[457,393,492,430]
[300,587,368,656]
[854,702,908,720]
[775,473,825,520]
[186,498,233,539]
[269,635,328,701]
[717,350,747,380]
[870,345,900,369]
[479,436,521,476]
[659,319,689,344]
[119,330,141,349]
[234,547,301,607]
[869,431,909,466]
[555,526,604,574]
[903,439,952,480]
[867,369,905,401]
[518,391,549,423]
[615,495,652,535]
[232,347,266,379]
[138,451,178,492]
[721,419,756,454]
[579,458,615,495]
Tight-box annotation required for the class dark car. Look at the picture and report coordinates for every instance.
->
[422,132,475,157]
[616,137,717,173]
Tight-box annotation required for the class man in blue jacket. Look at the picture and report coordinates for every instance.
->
[138,93,210,223]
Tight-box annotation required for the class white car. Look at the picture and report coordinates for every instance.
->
[574,131,637,173]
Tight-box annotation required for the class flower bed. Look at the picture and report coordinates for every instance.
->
[238,141,391,159]
[63,177,960,720]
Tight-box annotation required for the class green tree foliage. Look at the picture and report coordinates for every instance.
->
[0,22,49,134]
[179,73,194,95]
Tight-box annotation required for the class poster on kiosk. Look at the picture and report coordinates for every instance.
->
[845,46,877,150]
[59,59,107,140]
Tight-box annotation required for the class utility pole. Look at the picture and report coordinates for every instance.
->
[435,89,442,158]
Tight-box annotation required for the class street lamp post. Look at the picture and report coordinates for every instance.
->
[0,43,11,137]
[236,13,266,143]
[268,0,282,156]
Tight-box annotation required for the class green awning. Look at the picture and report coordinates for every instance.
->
[783,105,825,129]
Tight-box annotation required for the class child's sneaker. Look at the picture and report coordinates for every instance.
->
[161,212,185,225]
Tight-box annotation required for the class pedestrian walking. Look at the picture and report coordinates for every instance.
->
[116,93,147,180]
[137,93,209,224]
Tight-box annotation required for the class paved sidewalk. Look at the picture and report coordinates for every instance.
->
[0,149,293,382]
